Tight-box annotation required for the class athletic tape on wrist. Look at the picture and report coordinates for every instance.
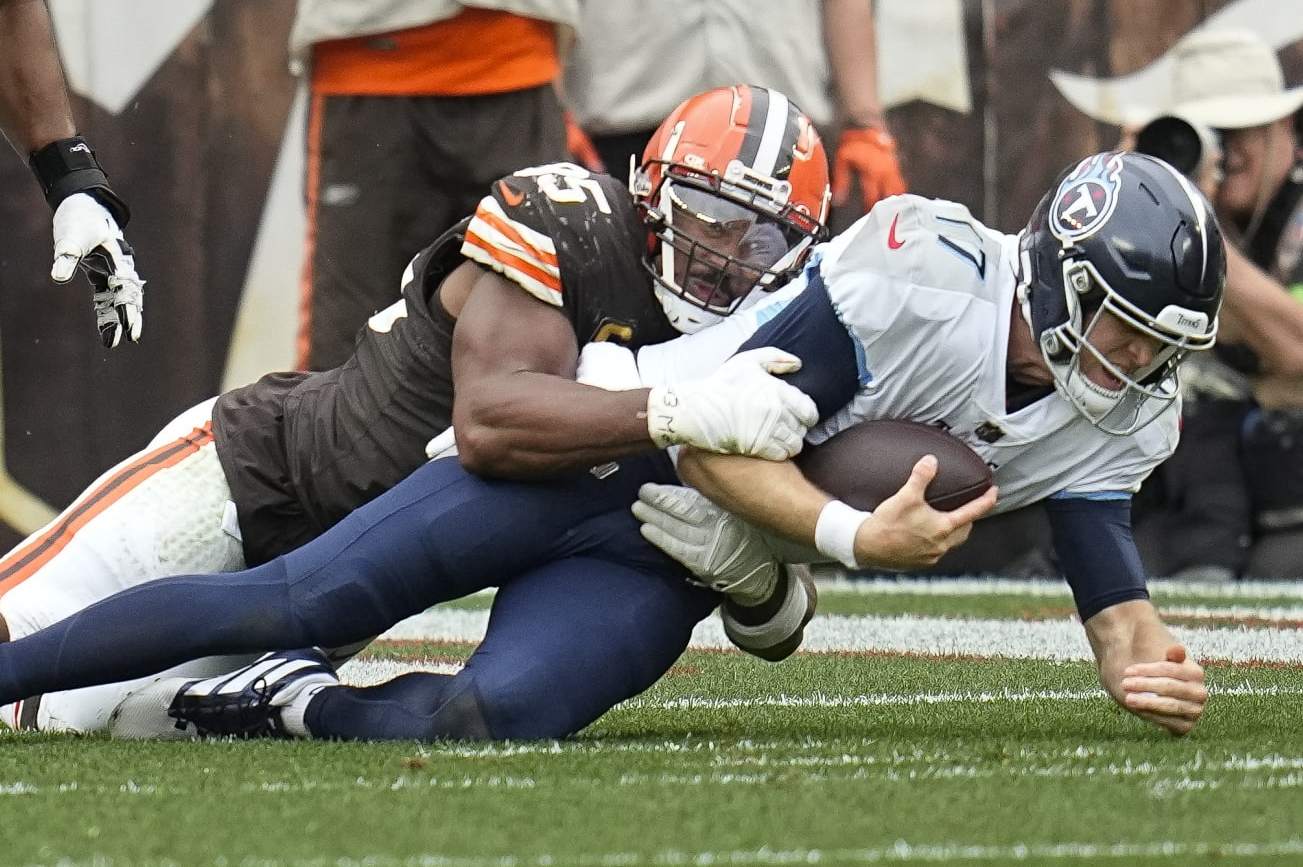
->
[815,500,870,569]
[645,386,679,448]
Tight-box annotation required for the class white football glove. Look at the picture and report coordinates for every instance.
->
[633,482,782,604]
[51,192,145,348]
[634,482,820,661]
[425,426,458,460]
[576,342,642,391]
[645,347,817,461]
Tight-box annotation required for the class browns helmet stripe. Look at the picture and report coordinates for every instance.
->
[752,89,792,178]
[734,85,766,169]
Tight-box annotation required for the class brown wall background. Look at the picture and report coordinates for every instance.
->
[1,0,1300,549]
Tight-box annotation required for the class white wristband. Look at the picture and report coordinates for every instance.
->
[814,500,871,569]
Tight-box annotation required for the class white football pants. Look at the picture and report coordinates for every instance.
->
[0,397,256,733]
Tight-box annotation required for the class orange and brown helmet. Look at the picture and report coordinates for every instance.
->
[631,85,832,333]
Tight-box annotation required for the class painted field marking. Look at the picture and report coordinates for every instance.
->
[819,577,1303,601]
[74,839,1302,865]
[378,609,1303,663]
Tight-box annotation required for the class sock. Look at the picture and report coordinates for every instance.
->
[276,680,335,738]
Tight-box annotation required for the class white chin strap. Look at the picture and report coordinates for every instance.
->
[654,283,725,334]
[1056,359,1125,421]
[1043,323,1180,436]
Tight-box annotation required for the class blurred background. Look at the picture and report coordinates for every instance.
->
[1,0,1301,554]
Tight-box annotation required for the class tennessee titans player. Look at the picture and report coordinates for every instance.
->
[635,151,1225,735]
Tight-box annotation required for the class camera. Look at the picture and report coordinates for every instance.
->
[1134,114,1222,179]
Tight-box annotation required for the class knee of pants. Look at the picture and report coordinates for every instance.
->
[434,671,587,741]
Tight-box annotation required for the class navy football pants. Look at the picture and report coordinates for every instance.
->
[307,553,713,740]
[0,455,717,738]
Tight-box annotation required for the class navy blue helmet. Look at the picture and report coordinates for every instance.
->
[1018,151,1226,434]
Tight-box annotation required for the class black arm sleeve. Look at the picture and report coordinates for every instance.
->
[737,267,861,422]
[1046,495,1149,621]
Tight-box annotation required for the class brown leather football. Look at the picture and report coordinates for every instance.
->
[795,420,994,512]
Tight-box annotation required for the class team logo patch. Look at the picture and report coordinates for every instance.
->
[1050,153,1124,243]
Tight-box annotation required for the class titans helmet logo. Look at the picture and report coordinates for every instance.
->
[1050,152,1124,244]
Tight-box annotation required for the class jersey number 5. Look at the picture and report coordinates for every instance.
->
[515,163,612,215]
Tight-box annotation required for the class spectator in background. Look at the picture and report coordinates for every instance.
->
[563,0,905,227]
[1130,30,1303,579]
[290,1,579,370]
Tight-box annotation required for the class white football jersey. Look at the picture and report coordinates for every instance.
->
[635,194,1180,513]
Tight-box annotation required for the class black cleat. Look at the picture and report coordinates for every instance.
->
[167,649,337,738]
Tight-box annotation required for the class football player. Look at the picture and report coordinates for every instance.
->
[634,151,1225,735]
[0,153,1215,743]
[0,85,838,733]
[1,0,144,347]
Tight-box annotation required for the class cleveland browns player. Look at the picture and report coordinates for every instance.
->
[0,85,832,734]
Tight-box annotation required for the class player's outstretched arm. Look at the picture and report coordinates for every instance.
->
[674,448,995,571]
[1047,496,1207,735]
[0,0,144,348]
[1083,600,1207,736]
[451,267,817,478]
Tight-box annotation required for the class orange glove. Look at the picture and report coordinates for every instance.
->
[832,126,907,213]
[564,111,606,173]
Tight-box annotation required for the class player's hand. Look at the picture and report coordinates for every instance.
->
[633,483,779,603]
[1121,644,1208,736]
[856,455,998,570]
[51,192,145,348]
[832,126,907,213]
[646,347,818,461]
[564,111,606,173]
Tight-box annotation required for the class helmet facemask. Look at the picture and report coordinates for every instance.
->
[1031,255,1216,435]
[635,159,825,333]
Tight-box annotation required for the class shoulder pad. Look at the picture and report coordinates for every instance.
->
[462,177,564,307]
[460,164,635,309]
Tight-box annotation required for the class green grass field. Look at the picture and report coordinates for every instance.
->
[3,578,1302,866]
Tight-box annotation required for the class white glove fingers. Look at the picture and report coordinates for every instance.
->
[735,346,803,375]
[122,301,144,343]
[638,523,694,567]
[769,420,806,454]
[631,499,709,546]
[50,253,80,283]
[773,382,818,429]
[637,483,708,521]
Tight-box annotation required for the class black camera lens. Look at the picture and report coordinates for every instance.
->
[1135,116,1204,176]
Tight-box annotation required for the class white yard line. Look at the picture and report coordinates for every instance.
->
[101,840,1303,866]
[9,747,1303,801]
[1158,604,1303,622]
[632,682,1303,711]
[379,609,1303,663]
[817,577,1303,601]
[339,656,1303,710]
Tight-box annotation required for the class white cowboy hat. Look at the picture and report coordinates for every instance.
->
[1169,29,1303,129]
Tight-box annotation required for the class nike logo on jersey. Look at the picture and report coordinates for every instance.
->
[498,180,526,208]
[887,214,906,249]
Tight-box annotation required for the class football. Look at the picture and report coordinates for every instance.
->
[795,419,994,512]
